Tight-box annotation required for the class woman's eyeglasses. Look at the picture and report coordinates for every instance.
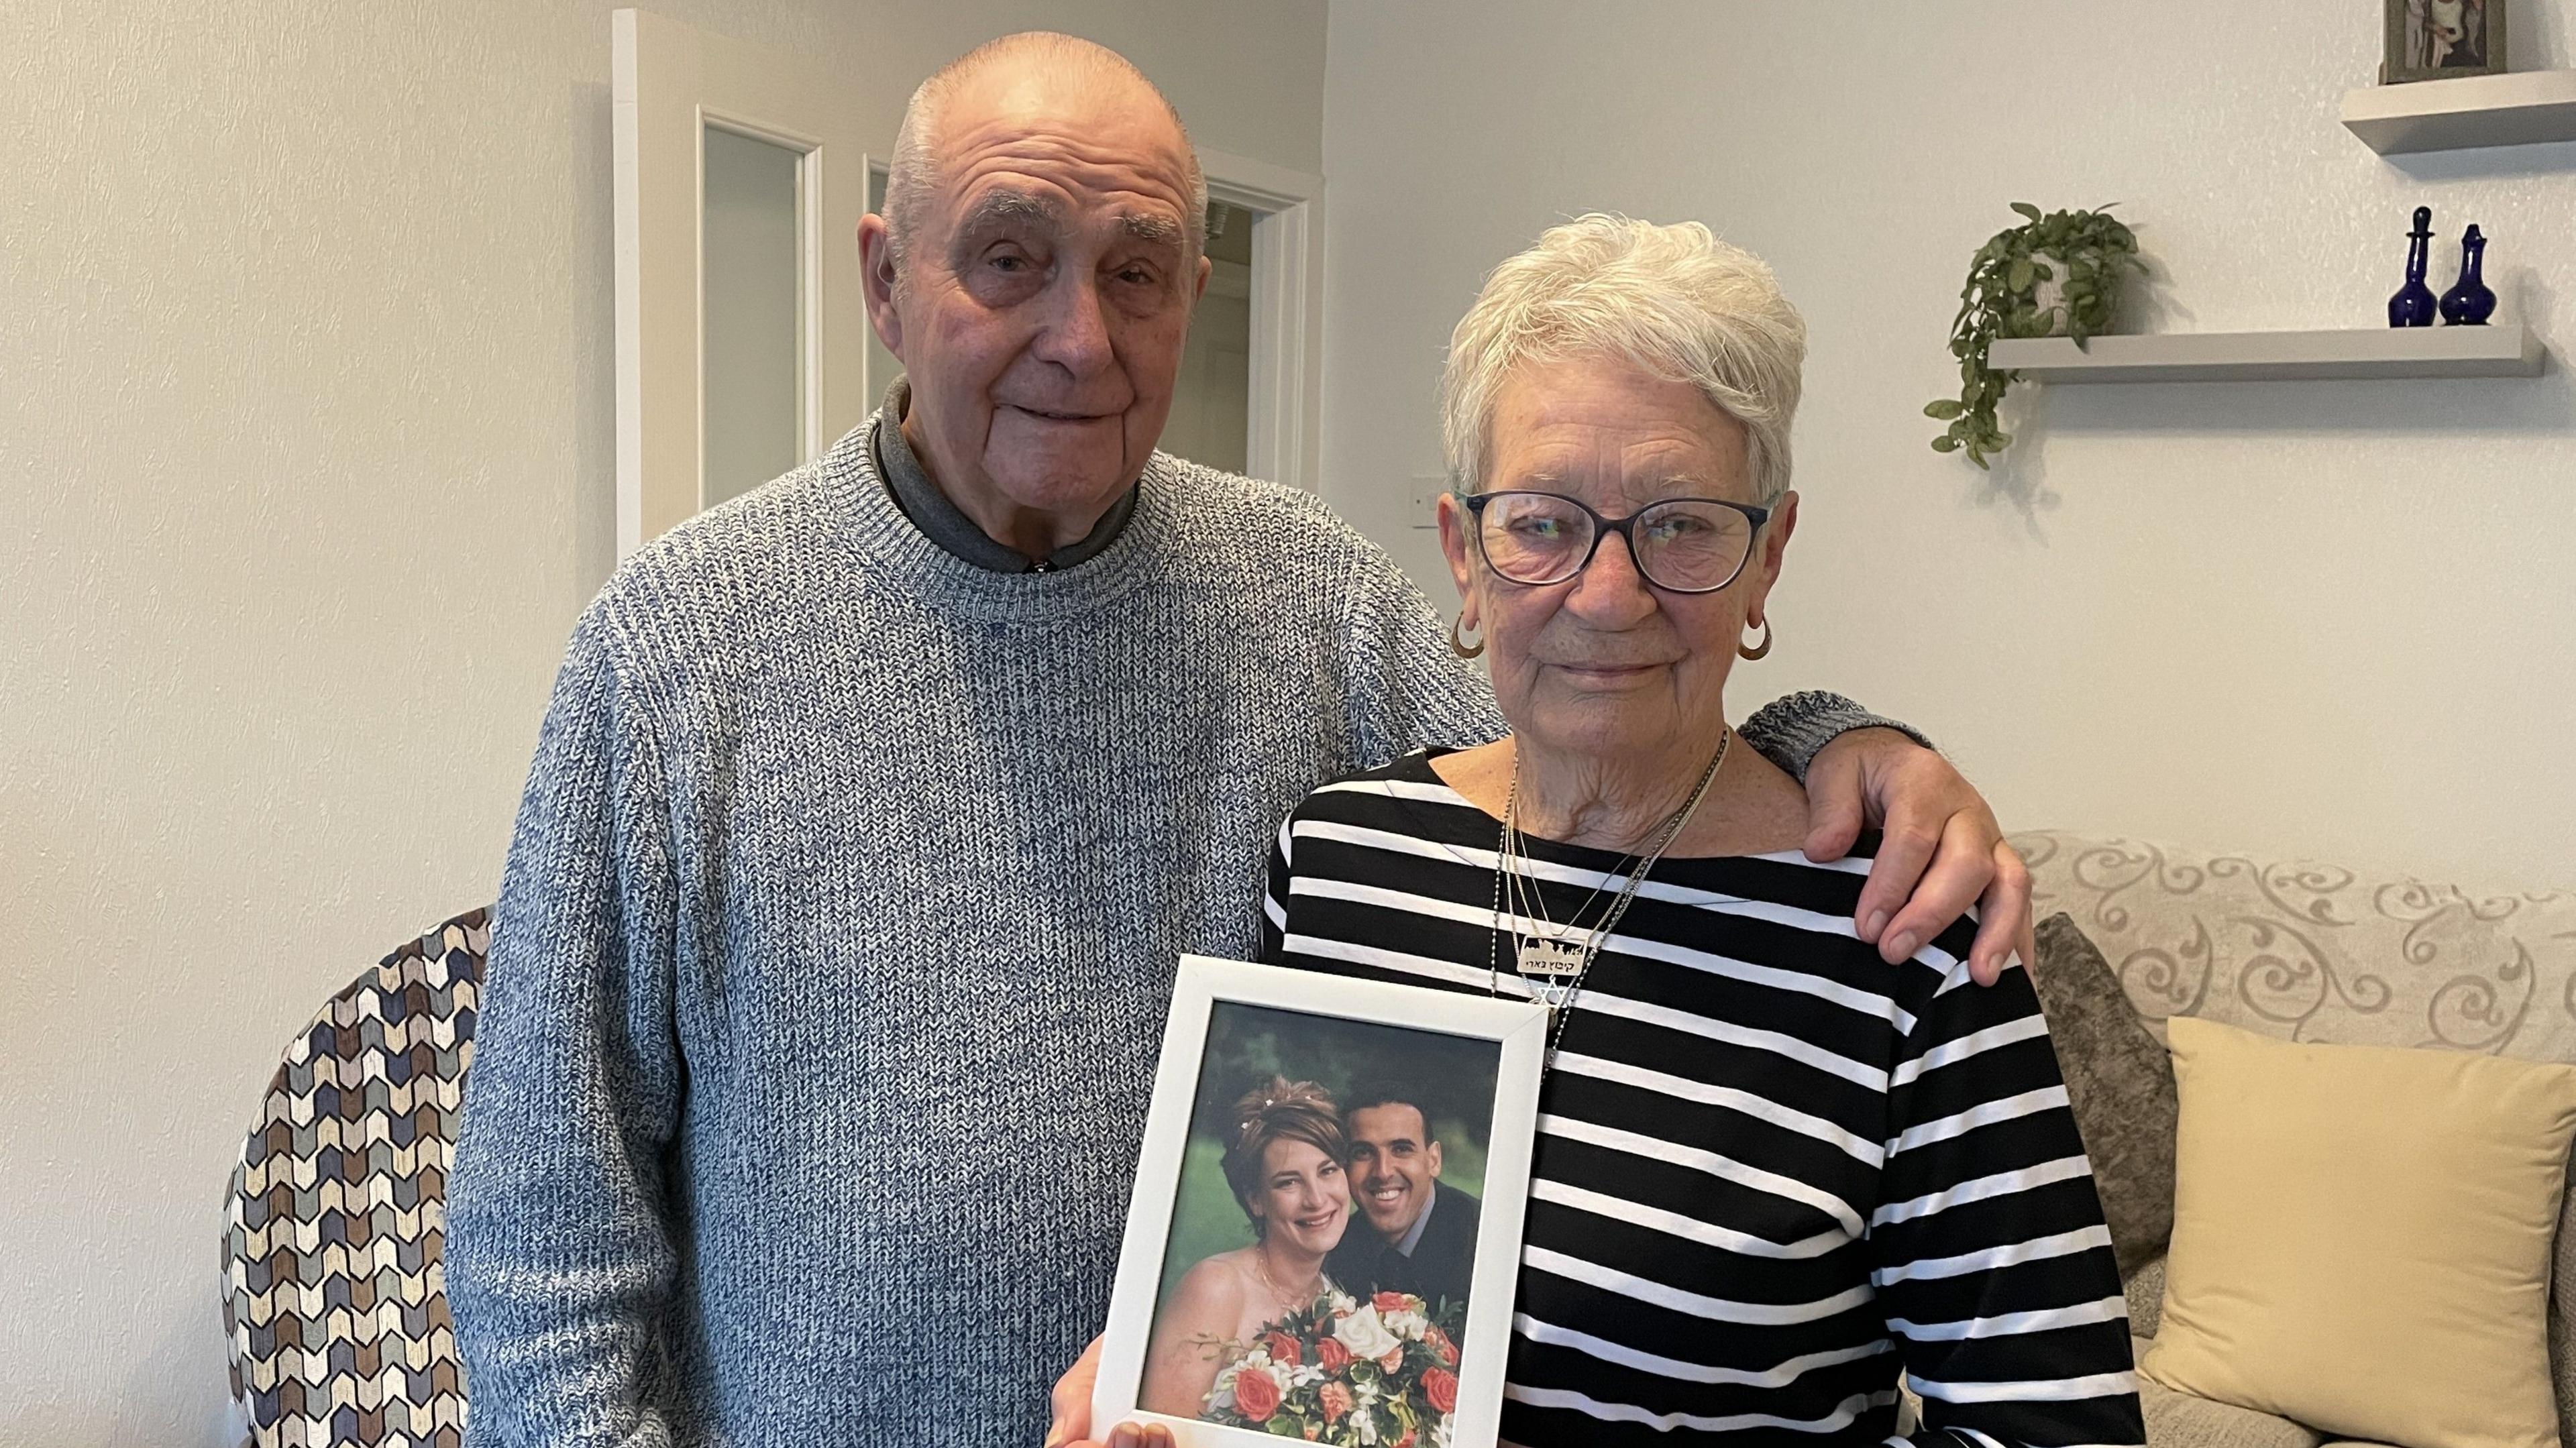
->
[1460,491,1769,595]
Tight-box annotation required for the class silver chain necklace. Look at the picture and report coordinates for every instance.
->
[1487,729,1731,1063]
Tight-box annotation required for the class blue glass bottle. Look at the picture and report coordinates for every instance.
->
[2388,207,2437,328]
[2440,225,2496,325]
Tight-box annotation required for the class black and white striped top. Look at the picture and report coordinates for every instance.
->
[1260,752,2146,1448]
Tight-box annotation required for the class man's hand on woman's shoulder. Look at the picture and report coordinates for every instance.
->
[1801,727,2032,988]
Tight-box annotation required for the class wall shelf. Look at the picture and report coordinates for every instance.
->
[2340,70,2576,154]
[1988,325,2544,384]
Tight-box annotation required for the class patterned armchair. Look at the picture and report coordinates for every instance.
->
[221,909,487,1448]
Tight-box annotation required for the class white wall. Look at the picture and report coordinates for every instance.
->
[1322,0,2576,886]
[0,2,1324,1442]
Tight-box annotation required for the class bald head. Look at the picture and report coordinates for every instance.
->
[883,32,1206,277]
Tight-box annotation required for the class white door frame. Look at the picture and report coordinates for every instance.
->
[1199,148,1324,494]
[612,8,872,557]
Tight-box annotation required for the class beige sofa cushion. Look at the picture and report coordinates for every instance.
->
[2145,1017,2576,1448]
[2134,1339,2320,1448]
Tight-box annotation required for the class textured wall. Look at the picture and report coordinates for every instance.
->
[1321,0,2576,885]
[0,1,1324,1441]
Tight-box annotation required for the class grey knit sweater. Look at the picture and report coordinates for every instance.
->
[444,417,1901,1447]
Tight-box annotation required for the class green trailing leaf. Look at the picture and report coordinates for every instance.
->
[1927,202,2141,465]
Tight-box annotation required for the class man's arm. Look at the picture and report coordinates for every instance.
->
[445,604,686,1447]
[1741,692,2033,986]
[1735,687,1936,775]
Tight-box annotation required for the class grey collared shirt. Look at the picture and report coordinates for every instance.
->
[1393,1180,1437,1257]
[869,378,1138,573]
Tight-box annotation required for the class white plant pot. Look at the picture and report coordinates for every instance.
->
[2027,250,2074,336]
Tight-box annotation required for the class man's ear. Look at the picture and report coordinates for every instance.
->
[857,215,904,361]
[1423,1139,1443,1178]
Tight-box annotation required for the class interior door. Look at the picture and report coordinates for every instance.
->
[612,8,873,555]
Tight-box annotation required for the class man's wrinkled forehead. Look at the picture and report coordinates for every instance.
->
[930,72,1195,219]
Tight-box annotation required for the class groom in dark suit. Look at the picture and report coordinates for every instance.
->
[1327,1082,1481,1318]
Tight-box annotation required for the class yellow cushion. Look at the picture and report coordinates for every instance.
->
[2143,1017,2576,1448]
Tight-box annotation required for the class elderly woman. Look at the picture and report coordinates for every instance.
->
[1253,216,2144,1446]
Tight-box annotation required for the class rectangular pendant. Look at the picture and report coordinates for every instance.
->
[1517,938,1585,979]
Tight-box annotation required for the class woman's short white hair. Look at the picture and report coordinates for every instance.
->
[1441,214,1807,504]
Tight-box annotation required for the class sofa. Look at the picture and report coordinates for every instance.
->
[2013,830,2576,1448]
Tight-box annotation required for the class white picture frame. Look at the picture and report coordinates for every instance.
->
[1094,956,1548,1448]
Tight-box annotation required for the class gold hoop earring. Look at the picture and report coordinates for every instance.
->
[1737,617,1772,661]
[1448,613,1485,659]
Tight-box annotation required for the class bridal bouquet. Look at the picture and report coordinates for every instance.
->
[1203,1289,1464,1446]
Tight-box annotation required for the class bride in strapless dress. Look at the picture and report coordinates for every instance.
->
[1139,1078,1354,1418]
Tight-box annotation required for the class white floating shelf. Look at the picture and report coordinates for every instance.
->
[1988,325,2543,384]
[2341,70,2576,154]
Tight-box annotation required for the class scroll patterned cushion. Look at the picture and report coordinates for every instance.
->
[221,909,486,1447]
[2013,831,2576,1059]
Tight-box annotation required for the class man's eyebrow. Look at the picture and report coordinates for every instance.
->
[1116,210,1185,247]
[952,188,1065,239]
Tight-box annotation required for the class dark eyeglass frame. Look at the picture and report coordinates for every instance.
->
[1458,490,1772,595]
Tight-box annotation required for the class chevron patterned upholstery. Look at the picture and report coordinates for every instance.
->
[222,908,487,1448]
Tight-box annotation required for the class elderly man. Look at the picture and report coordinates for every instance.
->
[445,32,2029,1448]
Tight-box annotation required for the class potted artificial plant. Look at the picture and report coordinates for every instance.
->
[1925,203,2142,467]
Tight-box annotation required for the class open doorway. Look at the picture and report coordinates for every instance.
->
[1155,199,1254,475]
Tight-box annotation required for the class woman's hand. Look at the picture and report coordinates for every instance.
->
[1799,728,2032,987]
[1044,1337,1173,1448]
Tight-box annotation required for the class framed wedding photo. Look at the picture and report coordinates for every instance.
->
[2382,0,2505,83]
[1094,956,1549,1448]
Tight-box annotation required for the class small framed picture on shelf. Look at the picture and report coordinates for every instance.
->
[2382,0,2506,83]
[1092,956,1548,1448]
